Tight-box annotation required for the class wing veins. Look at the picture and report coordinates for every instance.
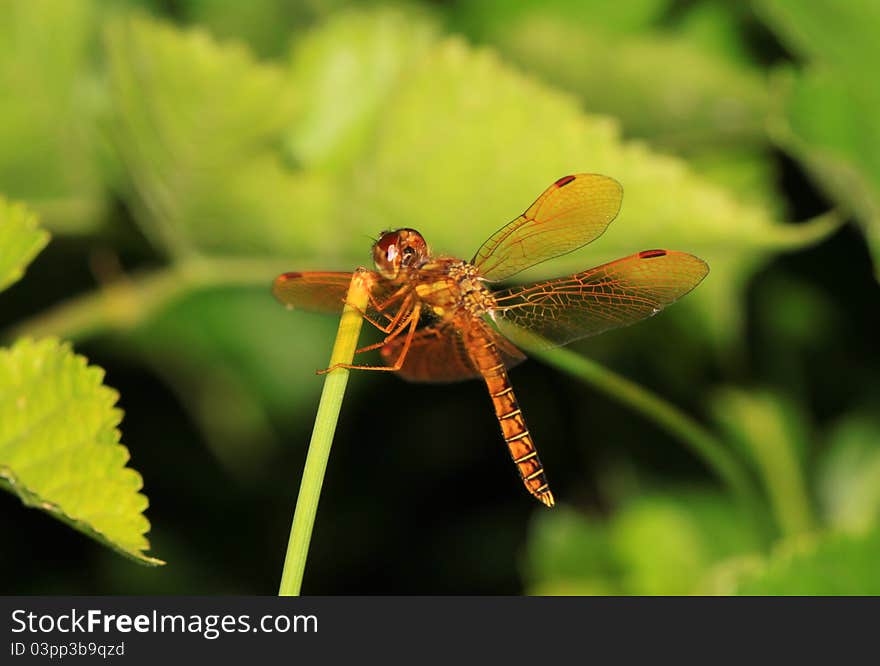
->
[488,250,709,348]
[472,174,623,281]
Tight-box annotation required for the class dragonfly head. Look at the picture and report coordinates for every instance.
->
[373,228,428,280]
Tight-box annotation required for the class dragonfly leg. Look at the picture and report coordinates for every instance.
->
[370,285,409,313]
[354,298,418,354]
[355,308,399,333]
[351,288,412,334]
[317,307,420,374]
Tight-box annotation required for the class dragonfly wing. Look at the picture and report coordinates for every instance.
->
[381,322,525,383]
[472,174,623,282]
[273,271,354,313]
[273,270,399,318]
[490,250,709,349]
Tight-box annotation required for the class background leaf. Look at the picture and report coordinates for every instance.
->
[609,489,761,595]
[734,528,880,595]
[105,14,333,258]
[469,14,773,154]
[756,0,880,278]
[711,388,814,538]
[0,0,105,233]
[817,413,880,532]
[287,8,438,172]
[0,338,160,565]
[449,0,669,42]
[180,0,339,58]
[610,495,711,595]
[0,197,50,293]
[523,506,620,595]
[523,488,761,595]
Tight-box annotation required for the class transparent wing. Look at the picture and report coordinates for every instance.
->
[273,270,403,321]
[272,271,354,313]
[472,174,623,282]
[490,250,709,349]
[381,322,525,383]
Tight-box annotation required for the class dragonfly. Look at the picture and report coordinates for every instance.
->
[273,174,709,508]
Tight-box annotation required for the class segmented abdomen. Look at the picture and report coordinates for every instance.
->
[467,334,555,507]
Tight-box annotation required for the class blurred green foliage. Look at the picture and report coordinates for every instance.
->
[711,388,814,537]
[756,0,880,279]
[0,0,878,594]
[735,528,880,594]
[0,197,49,290]
[817,414,880,533]
[0,0,105,233]
[451,0,773,154]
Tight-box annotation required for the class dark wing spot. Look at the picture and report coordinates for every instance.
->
[638,249,667,259]
[278,272,302,281]
[554,175,577,188]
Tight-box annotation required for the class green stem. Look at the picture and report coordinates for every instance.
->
[3,257,300,343]
[278,271,370,596]
[712,390,815,538]
[529,345,765,533]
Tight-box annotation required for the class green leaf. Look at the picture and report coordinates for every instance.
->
[710,388,815,538]
[0,197,50,293]
[0,338,161,565]
[610,496,707,595]
[449,0,670,42]
[817,414,880,532]
[698,555,765,596]
[452,9,772,154]
[774,71,880,278]
[343,35,835,346]
[674,0,756,66]
[524,489,761,595]
[687,148,785,220]
[734,528,880,595]
[609,489,760,595]
[755,0,877,71]
[522,506,621,595]
[756,0,880,278]
[105,15,333,258]
[287,8,438,172]
[180,0,333,58]
[0,0,105,233]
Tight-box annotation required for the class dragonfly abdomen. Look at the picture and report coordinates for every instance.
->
[468,337,555,507]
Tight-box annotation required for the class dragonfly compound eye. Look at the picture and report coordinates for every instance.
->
[400,246,417,267]
[373,231,405,278]
[397,229,428,265]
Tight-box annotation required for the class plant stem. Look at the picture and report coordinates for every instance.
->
[278,271,371,596]
[3,257,300,343]
[528,345,766,533]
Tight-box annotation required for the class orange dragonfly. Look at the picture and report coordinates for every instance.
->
[274,174,708,507]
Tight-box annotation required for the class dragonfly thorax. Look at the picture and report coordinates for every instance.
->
[416,258,495,319]
[373,228,428,280]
